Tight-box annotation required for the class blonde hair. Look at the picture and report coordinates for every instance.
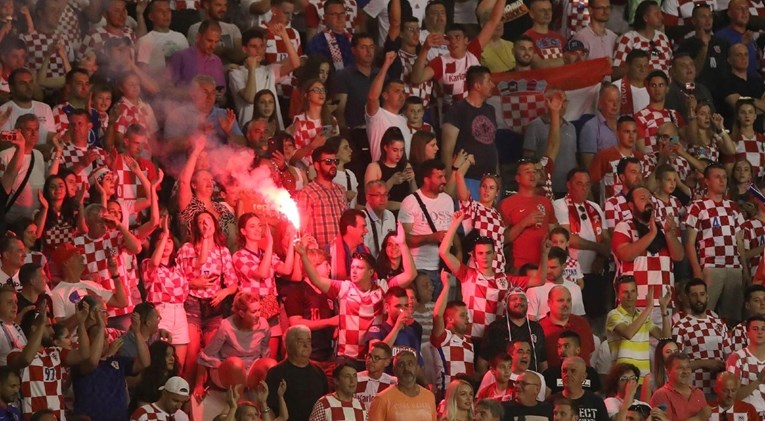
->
[441,380,474,421]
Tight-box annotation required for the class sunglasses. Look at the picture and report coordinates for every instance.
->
[578,205,587,221]
[352,252,376,268]
[321,158,340,165]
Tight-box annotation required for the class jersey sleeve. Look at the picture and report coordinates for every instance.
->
[612,35,631,68]
[428,56,444,82]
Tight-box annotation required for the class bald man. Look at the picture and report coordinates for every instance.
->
[710,372,759,419]
[539,286,595,367]
[548,357,608,421]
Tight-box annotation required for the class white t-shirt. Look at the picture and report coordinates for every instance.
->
[228,63,284,128]
[187,21,242,50]
[0,148,46,223]
[136,30,189,76]
[614,78,649,114]
[364,0,428,46]
[478,369,547,401]
[420,30,450,61]
[51,280,114,320]
[333,168,359,209]
[398,190,454,270]
[526,280,586,320]
[0,101,55,145]
[0,322,26,366]
[366,107,410,162]
[552,198,605,274]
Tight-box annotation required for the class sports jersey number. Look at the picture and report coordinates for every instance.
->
[310,308,320,320]
[44,367,56,382]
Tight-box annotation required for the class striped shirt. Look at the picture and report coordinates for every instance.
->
[606,305,654,377]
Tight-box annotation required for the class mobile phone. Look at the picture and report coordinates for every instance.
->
[684,82,695,94]
[0,131,13,141]
[322,125,334,134]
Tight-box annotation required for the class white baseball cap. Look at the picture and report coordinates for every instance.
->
[159,376,190,397]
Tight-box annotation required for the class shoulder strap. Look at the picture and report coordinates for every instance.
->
[4,151,35,211]
[413,192,438,233]
[364,209,380,256]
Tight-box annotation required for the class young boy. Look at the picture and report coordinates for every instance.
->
[135,0,189,77]
[475,353,514,402]
[651,164,685,232]
[403,96,433,135]
[549,227,584,289]
[91,83,113,146]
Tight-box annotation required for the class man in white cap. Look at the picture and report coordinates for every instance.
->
[130,376,191,421]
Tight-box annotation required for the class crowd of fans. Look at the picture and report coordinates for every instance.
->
[3,0,765,418]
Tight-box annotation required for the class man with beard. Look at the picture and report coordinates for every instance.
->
[727,285,765,353]
[480,288,548,374]
[543,331,601,395]
[650,353,710,420]
[685,163,745,324]
[672,278,730,396]
[548,357,608,421]
[599,156,643,231]
[295,145,349,249]
[512,36,535,71]
[368,349,437,420]
[725,316,765,417]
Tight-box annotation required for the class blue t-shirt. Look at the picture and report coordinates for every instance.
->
[364,321,424,373]
[0,405,22,421]
[72,355,134,421]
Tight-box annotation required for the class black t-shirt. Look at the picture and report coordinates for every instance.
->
[444,99,498,179]
[717,71,765,129]
[480,317,547,372]
[283,282,336,362]
[502,401,553,421]
[676,36,729,97]
[548,391,609,421]
[266,360,328,421]
[542,365,601,394]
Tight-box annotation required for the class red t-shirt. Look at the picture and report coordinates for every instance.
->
[499,194,557,270]
[538,314,595,367]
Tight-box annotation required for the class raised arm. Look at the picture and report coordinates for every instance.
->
[367,51,397,117]
[274,24,302,77]
[439,210,465,275]
[475,0,508,48]
[295,243,333,293]
[178,135,206,211]
[388,223,416,288]
[410,35,437,84]
[430,269,451,341]
[387,0,401,41]
[545,91,563,161]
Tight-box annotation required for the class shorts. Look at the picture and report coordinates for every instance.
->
[157,302,190,345]
[184,296,222,335]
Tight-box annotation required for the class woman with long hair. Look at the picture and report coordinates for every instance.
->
[11,218,49,278]
[233,213,295,359]
[327,135,360,208]
[290,55,332,118]
[364,127,416,211]
[129,341,180,413]
[409,130,439,168]
[175,210,238,393]
[730,159,757,219]
[252,89,279,138]
[687,102,735,167]
[640,338,679,401]
[604,363,646,420]
[439,379,474,421]
[732,97,765,182]
[376,231,403,281]
[287,78,340,166]
[36,174,85,281]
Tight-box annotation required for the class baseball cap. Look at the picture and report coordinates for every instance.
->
[565,39,588,53]
[89,166,112,186]
[159,376,190,396]
[51,243,83,266]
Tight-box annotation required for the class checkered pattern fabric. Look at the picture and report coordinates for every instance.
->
[605,193,631,229]
[131,403,174,421]
[613,30,673,74]
[736,133,765,180]
[652,195,684,233]
[661,0,715,26]
[290,114,339,159]
[171,0,200,10]
[111,154,157,201]
[310,0,358,32]
[432,330,474,388]
[233,248,281,296]
[60,3,83,47]
[59,143,108,184]
[327,280,384,360]
[79,27,136,59]
[742,218,765,273]
[10,347,69,420]
[52,103,100,144]
[673,312,730,395]
[456,266,519,340]
[684,199,744,269]
[309,394,367,421]
[563,255,583,283]
[499,90,547,132]
[460,199,507,273]
[141,259,188,304]
[539,157,554,201]
[726,348,765,413]
[21,31,74,79]
[112,97,158,135]
[295,181,348,249]
[634,107,683,155]
[566,0,591,38]
[642,153,692,185]
[354,371,396,411]
[398,49,433,108]
[613,220,674,308]
[262,24,302,99]
[687,142,720,163]
[430,41,482,107]
[43,221,77,251]
[175,242,238,300]
[727,322,748,354]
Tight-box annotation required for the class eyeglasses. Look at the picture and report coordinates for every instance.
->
[619,375,639,382]
[577,205,587,221]
[321,158,339,165]
[308,87,327,94]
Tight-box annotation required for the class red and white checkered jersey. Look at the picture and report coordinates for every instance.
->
[141,259,188,304]
[175,242,238,300]
[673,312,730,395]
[652,194,685,232]
[8,346,70,420]
[429,39,482,107]
[642,152,692,187]
[742,218,765,273]
[51,102,95,135]
[687,142,720,163]
[589,148,646,205]
[431,329,474,388]
[130,403,175,421]
[290,113,340,154]
[727,322,748,355]
[634,106,684,155]
[327,280,384,360]
[398,49,433,108]
[309,393,367,421]
[684,199,744,269]
[661,0,715,27]
[735,132,765,180]
[73,230,137,317]
[112,97,158,135]
[605,193,631,229]
[613,30,673,74]
[233,247,281,297]
[43,220,77,252]
[261,24,302,99]
[455,265,529,340]
[21,31,74,79]
[613,220,674,307]
[79,26,136,59]
[563,255,583,283]
[354,371,396,411]
[460,199,507,274]
[60,3,83,51]
[564,0,591,39]
[110,153,158,201]
[726,347,765,414]
[308,0,358,32]
[58,143,108,185]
